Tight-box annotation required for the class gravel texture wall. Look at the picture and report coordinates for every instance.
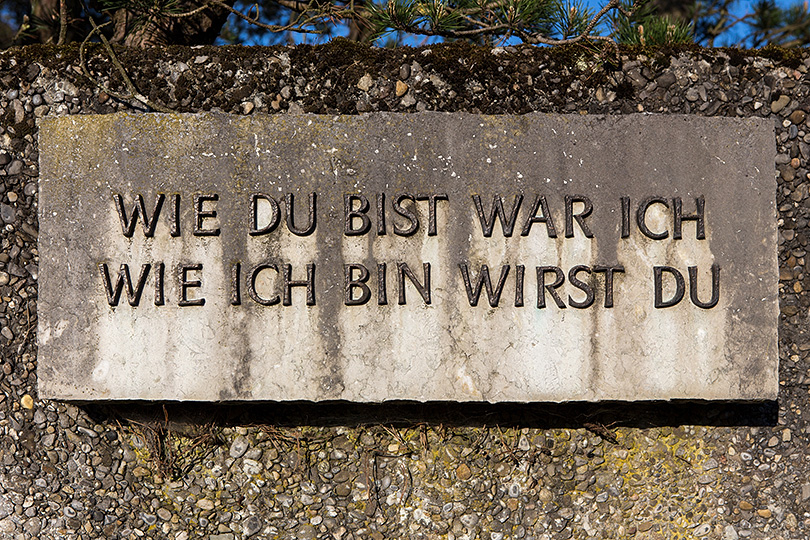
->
[0,41,806,540]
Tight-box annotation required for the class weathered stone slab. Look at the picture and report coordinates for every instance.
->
[37,112,778,402]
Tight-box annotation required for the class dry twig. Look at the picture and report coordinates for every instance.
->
[58,0,68,45]
[583,422,619,444]
[80,14,173,113]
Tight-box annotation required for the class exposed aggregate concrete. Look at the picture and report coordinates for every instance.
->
[0,41,807,539]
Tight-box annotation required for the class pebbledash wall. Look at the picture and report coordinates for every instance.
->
[0,41,807,540]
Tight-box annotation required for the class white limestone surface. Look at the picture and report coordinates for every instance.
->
[37,112,778,401]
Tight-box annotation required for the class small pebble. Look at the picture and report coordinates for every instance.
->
[772,95,790,113]
[790,109,806,124]
[7,160,23,176]
[229,435,249,458]
[0,204,15,223]
[518,434,530,451]
[357,74,373,92]
[396,81,408,97]
[20,395,33,409]
[703,458,718,470]
[694,523,711,536]
[243,515,262,536]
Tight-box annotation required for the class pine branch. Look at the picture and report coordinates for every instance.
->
[161,0,345,33]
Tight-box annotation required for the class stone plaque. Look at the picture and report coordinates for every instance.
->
[38,112,777,402]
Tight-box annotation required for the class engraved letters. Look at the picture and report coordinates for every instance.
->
[103,191,719,310]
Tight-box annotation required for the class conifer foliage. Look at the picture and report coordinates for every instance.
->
[1,0,809,47]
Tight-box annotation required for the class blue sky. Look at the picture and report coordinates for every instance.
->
[578,0,805,46]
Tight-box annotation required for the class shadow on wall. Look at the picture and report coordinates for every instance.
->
[79,399,779,431]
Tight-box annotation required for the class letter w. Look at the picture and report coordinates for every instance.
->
[459,264,510,307]
[472,194,523,237]
[99,263,151,306]
[114,194,165,237]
